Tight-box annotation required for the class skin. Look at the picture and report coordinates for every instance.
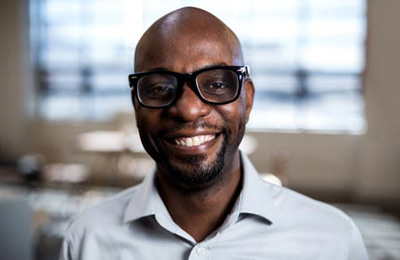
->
[132,7,255,242]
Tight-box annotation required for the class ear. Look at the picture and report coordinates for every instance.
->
[244,78,255,123]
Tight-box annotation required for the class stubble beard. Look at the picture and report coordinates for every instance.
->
[162,130,230,191]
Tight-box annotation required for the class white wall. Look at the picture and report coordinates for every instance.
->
[0,0,399,204]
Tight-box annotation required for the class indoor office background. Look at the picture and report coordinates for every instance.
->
[0,0,399,260]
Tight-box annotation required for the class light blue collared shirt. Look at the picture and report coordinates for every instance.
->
[60,153,369,260]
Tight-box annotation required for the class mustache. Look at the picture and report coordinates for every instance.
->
[175,121,222,131]
[159,121,225,135]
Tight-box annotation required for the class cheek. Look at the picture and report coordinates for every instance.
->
[234,96,248,137]
[218,96,247,132]
[135,108,160,145]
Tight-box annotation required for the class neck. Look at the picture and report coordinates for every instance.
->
[156,151,242,242]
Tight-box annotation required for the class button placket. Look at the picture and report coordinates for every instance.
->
[188,243,210,260]
[196,246,206,256]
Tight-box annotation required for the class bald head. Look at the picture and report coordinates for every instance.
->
[134,7,243,72]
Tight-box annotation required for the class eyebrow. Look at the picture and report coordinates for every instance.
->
[143,63,229,74]
[202,63,228,70]
[144,67,170,72]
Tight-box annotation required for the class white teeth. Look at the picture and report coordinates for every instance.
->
[174,134,215,147]
[193,136,200,146]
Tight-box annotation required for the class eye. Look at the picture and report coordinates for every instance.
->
[149,85,175,94]
[201,80,232,95]
[143,84,175,100]
[209,82,227,89]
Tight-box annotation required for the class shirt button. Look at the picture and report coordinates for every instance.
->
[196,246,206,255]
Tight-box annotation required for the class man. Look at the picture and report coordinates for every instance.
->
[61,7,369,260]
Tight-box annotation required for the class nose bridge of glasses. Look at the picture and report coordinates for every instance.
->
[175,72,201,96]
[177,72,196,87]
[171,74,212,120]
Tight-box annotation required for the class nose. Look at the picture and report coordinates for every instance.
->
[166,83,212,122]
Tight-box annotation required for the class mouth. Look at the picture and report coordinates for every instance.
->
[173,134,216,147]
[161,130,223,153]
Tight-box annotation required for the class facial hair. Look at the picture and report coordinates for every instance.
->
[160,123,231,190]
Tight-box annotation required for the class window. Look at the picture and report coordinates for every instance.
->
[31,0,366,133]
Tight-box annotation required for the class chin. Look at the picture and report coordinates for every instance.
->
[162,137,227,189]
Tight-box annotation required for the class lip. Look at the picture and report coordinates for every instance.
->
[161,131,223,154]
[174,134,215,147]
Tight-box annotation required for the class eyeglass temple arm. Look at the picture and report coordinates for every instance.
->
[241,65,250,77]
[129,75,137,89]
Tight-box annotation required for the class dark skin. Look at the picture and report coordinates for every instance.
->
[132,7,255,242]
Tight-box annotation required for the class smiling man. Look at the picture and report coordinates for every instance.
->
[60,7,369,260]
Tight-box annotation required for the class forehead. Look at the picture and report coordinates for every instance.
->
[135,25,242,73]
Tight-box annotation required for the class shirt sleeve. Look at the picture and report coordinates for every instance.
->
[346,221,369,260]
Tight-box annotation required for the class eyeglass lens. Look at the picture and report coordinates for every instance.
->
[196,69,238,103]
[137,69,239,107]
[137,74,178,107]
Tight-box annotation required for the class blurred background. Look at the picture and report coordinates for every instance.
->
[0,0,399,259]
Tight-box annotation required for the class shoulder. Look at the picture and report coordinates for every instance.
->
[60,183,152,260]
[267,184,368,257]
[257,182,368,259]
[64,184,141,240]
[267,183,357,234]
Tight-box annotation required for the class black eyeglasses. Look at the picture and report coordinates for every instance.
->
[128,65,250,108]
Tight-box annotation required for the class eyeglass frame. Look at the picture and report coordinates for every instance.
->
[128,65,250,109]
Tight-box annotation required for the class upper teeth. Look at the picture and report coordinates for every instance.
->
[174,134,215,147]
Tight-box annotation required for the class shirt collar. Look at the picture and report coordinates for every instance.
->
[123,169,195,242]
[237,152,276,224]
[123,169,160,223]
[124,152,277,225]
